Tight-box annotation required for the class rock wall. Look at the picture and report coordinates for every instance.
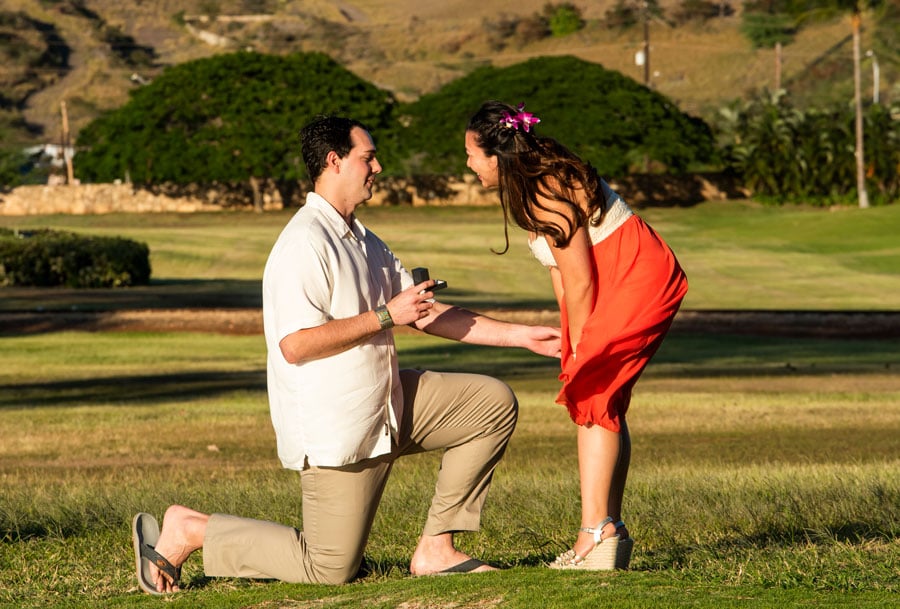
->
[0,174,747,216]
[0,183,224,215]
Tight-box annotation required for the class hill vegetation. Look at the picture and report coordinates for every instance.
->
[1,0,898,205]
[73,53,717,193]
[74,51,401,207]
[1,0,896,152]
[396,55,716,175]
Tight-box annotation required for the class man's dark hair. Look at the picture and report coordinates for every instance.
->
[300,116,369,183]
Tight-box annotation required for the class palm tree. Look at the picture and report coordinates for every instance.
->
[791,0,884,208]
[848,1,870,208]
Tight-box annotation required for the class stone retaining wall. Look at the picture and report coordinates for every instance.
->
[0,173,747,216]
[0,183,224,215]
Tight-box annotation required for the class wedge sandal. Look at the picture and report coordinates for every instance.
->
[548,516,618,570]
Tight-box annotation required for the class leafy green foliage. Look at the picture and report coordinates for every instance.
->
[673,0,734,24]
[604,0,665,30]
[395,55,715,176]
[0,148,29,190]
[717,91,899,203]
[740,11,797,48]
[0,228,150,287]
[544,3,585,37]
[74,52,400,184]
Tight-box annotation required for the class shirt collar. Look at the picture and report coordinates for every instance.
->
[305,192,367,241]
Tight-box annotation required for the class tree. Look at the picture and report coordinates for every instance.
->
[544,3,586,37]
[395,55,715,177]
[75,52,399,208]
[849,1,870,207]
[717,91,898,203]
[811,0,887,208]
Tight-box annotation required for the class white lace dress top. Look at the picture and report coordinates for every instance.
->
[528,180,634,268]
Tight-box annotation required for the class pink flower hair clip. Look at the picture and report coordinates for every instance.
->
[499,103,541,133]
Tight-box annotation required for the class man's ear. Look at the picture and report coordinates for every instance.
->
[325,150,341,173]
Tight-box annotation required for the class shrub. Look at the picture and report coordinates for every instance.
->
[741,11,797,49]
[395,55,715,176]
[544,3,585,37]
[673,0,733,24]
[0,228,151,288]
[605,0,665,30]
[74,52,400,186]
[717,91,900,204]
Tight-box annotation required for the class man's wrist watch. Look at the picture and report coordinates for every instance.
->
[374,304,394,330]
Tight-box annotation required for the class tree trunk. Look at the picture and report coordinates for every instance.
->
[775,42,782,91]
[249,175,263,212]
[852,10,870,209]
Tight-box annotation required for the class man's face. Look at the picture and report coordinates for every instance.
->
[338,127,382,203]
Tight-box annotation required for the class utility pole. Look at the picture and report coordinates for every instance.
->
[60,100,75,185]
[642,1,650,87]
[866,50,880,104]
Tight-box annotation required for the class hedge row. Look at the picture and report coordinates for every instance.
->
[0,228,151,288]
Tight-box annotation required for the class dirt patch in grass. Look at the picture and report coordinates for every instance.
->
[1,308,899,338]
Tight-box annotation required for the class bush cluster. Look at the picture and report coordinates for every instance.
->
[0,228,151,288]
[717,92,900,204]
[482,3,585,50]
[74,52,715,184]
[398,55,716,176]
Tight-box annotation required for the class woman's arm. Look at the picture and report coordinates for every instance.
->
[545,227,594,352]
[532,190,595,354]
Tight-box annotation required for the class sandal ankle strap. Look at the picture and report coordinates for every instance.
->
[578,516,614,544]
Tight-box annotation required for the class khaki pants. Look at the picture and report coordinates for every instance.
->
[202,369,517,584]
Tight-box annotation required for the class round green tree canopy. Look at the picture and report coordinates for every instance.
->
[397,55,715,176]
[75,52,399,184]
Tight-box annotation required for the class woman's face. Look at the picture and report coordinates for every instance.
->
[465,131,499,189]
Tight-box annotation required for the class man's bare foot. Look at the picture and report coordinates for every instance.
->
[150,505,209,593]
[409,532,496,576]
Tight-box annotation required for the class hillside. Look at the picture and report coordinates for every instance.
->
[1,0,895,150]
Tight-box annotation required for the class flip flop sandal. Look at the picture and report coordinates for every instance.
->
[132,512,181,595]
[438,557,491,574]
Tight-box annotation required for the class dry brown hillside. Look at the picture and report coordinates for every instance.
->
[2,0,893,149]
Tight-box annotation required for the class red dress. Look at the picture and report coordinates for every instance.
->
[530,187,688,431]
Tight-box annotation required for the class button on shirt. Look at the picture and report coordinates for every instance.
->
[262,193,414,469]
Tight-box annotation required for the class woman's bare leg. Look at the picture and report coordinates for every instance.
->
[571,423,620,556]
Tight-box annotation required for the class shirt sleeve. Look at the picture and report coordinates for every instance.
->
[265,233,332,343]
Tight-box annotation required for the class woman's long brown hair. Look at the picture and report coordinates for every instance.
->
[467,100,607,253]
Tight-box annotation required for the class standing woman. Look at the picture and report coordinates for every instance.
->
[465,101,688,570]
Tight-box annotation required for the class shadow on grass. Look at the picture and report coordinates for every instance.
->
[654,333,900,370]
[398,342,561,380]
[0,370,266,409]
[639,520,897,573]
[0,279,263,312]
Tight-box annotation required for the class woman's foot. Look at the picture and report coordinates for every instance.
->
[549,517,619,570]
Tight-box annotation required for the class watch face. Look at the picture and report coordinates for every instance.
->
[376,306,393,329]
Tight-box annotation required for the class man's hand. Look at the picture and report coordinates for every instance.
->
[386,280,440,326]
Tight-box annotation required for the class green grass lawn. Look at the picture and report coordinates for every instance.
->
[0,330,897,608]
[0,203,898,608]
[2,200,899,311]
